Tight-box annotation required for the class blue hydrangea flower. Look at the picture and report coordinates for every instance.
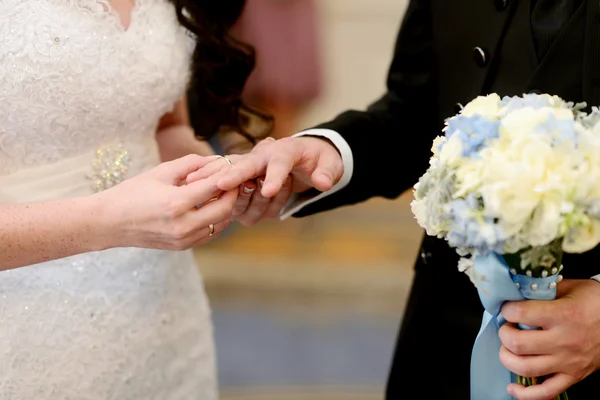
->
[534,113,577,144]
[443,115,500,157]
[499,93,566,112]
[446,195,505,255]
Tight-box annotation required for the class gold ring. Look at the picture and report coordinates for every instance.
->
[217,155,232,166]
[208,224,215,237]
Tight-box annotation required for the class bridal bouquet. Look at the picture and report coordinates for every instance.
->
[411,93,600,400]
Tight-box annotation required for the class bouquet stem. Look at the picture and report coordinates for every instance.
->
[504,241,568,400]
[516,374,569,400]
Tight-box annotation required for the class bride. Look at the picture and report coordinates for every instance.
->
[0,0,285,398]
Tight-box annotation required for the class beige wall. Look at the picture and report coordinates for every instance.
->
[300,0,409,129]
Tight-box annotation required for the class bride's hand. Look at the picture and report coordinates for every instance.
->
[96,154,237,250]
[186,152,293,226]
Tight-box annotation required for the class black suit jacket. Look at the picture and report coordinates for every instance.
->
[293,1,600,397]
[295,0,600,218]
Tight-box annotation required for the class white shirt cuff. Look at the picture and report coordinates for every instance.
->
[279,129,354,219]
[591,275,600,283]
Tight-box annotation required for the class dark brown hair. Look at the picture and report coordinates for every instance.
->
[173,0,273,143]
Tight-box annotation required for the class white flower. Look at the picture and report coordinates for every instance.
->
[431,136,446,158]
[500,107,552,137]
[460,93,502,119]
[542,94,572,109]
[455,107,581,247]
[457,257,477,284]
[439,133,463,167]
[551,107,575,121]
[527,199,561,247]
[411,92,600,261]
[563,218,600,253]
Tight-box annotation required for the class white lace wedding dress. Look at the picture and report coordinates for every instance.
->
[0,1,218,398]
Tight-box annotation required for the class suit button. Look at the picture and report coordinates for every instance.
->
[420,250,432,264]
[473,47,488,68]
[494,0,508,11]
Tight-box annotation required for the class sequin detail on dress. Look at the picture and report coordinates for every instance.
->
[87,142,130,192]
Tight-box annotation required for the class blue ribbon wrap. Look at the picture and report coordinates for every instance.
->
[470,253,558,400]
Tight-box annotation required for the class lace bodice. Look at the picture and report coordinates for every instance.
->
[0,0,194,175]
[0,2,217,399]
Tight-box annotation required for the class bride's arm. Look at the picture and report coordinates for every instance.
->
[156,96,216,161]
[0,196,111,270]
[0,153,238,271]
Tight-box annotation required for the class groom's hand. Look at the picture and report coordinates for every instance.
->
[499,279,600,400]
[217,135,344,198]
[187,136,344,226]
[184,143,296,226]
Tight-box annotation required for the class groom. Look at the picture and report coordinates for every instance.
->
[204,0,600,398]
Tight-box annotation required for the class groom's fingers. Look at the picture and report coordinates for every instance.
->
[309,146,344,192]
[507,373,573,400]
[217,152,268,191]
[502,300,555,328]
[218,138,302,194]
[264,177,293,218]
[498,323,556,355]
[236,177,272,226]
[499,345,556,379]
[186,156,232,184]
[232,180,257,217]
[231,177,291,225]
[261,150,298,197]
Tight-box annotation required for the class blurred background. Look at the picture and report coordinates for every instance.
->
[195,1,422,399]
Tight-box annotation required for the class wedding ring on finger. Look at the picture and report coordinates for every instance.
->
[195,197,219,209]
[216,155,232,166]
[208,223,215,237]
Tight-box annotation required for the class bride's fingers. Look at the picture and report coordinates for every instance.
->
[186,188,238,227]
[157,154,221,184]
[190,231,222,247]
[187,219,231,248]
[180,169,231,209]
[232,180,256,217]
[172,190,236,249]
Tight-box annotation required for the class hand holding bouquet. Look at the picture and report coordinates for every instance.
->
[411,93,600,400]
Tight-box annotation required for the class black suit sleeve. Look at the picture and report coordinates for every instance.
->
[294,0,438,217]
